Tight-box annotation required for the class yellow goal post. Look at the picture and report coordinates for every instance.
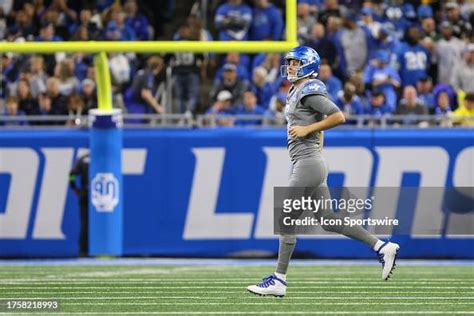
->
[0,0,297,111]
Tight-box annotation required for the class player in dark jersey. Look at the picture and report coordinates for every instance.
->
[247,46,400,297]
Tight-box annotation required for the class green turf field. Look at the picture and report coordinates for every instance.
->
[0,263,472,315]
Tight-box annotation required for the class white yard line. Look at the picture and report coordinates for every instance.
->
[0,277,474,284]
[1,296,472,300]
[1,312,473,315]
[54,302,474,305]
[0,286,471,290]
[3,290,470,295]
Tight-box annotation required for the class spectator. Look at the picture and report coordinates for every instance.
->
[187,14,213,42]
[251,53,282,84]
[340,10,368,76]
[297,2,317,43]
[419,9,440,42]
[206,90,235,126]
[104,9,136,41]
[266,91,286,124]
[445,1,472,39]
[79,78,97,111]
[46,77,68,115]
[453,92,474,126]
[29,56,48,97]
[434,21,465,85]
[210,63,248,106]
[1,54,18,98]
[71,25,89,41]
[54,58,79,96]
[33,0,47,21]
[434,91,454,115]
[41,8,69,40]
[17,79,39,116]
[0,8,6,39]
[384,3,410,40]
[325,15,345,79]
[15,9,36,39]
[167,23,206,114]
[35,23,63,41]
[66,93,85,126]
[433,83,458,113]
[215,53,250,82]
[395,25,431,87]
[371,24,401,61]
[47,0,78,25]
[70,8,101,40]
[71,53,91,82]
[124,0,150,40]
[109,53,131,86]
[366,90,391,116]
[35,92,57,125]
[304,23,338,70]
[250,66,275,109]
[318,0,343,27]
[335,82,364,120]
[215,0,252,41]
[235,90,266,125]
[124,55,165,115]
[451,44,474,93]
[416,76,435,111]
[358,7,381,41]
[363,50,401,112]
[1,96,28,126]
[318,64,342,102]
[417,4,433,22]
[249,0,284,41]
[395,85,428,116]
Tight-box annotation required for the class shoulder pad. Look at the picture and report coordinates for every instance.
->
[300,79,327,98]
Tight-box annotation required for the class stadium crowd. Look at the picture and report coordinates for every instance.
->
[1,0,474,126]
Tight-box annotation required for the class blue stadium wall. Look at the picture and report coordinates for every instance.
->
[0,128,472,258]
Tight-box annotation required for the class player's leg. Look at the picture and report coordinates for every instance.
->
[314,158,400,280]
[247,158,325,296]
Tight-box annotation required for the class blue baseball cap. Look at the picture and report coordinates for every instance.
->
[403,3,416,19]
[417,5,433,19]
[361,7,373,16]
[375,50,390,63]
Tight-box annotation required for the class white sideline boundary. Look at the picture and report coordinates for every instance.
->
[0,258,472,266]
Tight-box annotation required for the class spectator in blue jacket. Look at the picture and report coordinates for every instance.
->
[235,90,266,125]
[335,82,365,120]
[1,96,28,126]
[416,76,435,110]
[215,0,252,41]
[104,10,136,41]
[364,50,401,112]
[318,63,342,102]
[124,0,150,40]
[249,0,284,40]
[215,53,250,83]
[250,66,276,109]
[366,90,392,116]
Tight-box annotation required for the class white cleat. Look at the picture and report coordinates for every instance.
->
[247,274,287,297]
[376,241,400,281]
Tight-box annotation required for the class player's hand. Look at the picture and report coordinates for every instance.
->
[289,125,310,138]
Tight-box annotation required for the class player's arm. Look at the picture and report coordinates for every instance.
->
[289,94,345,138]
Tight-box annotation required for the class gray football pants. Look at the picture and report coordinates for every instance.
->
[276,155,378,274]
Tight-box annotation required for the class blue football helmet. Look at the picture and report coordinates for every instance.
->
[281,46,321,83]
